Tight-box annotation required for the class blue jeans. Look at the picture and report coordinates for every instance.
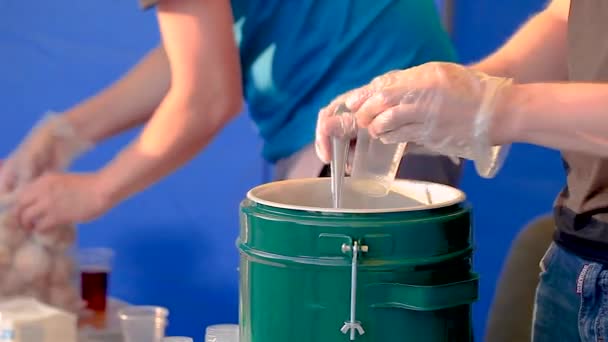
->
[533,242,608,342]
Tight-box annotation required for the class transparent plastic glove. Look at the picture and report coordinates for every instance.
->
[316,62,513,178]
[0,112,93,193]
[315,99,358,165]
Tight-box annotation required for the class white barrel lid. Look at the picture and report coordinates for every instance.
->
[247,178,466,214]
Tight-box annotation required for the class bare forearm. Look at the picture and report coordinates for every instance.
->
[95,89,241,204]
[497,83,608,157]
[93,0,242,205]
[471,6,568,83]
[64,45,170,143]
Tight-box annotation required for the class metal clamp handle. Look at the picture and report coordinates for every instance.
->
[340,241,368,340]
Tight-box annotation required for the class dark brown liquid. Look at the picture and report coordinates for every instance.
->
[81,269,108,312]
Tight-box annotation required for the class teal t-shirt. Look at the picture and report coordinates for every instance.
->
[141,0,457,163]
[232,0,457,163]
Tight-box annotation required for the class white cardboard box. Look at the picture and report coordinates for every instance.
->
[0,297,77,342]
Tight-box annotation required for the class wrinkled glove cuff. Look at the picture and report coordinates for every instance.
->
[45,111,94,168]
[472,77,513,178]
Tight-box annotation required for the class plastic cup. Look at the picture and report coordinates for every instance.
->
[163,337,193,342]
[205,324,239,342]
[77,247,115,312]
[349,128,407,197]
[118,306,169,342]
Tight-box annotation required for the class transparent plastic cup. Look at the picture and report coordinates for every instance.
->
[118,306,169,342]
[205,324,239,342]
[349,128,407,197]
[77,247,115,312]
[163,337,193,342]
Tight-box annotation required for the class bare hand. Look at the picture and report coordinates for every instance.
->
[14,172,111,231]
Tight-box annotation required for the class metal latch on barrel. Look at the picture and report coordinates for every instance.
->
[341,241,368,341]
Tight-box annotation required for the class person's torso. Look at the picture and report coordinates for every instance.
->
[231,0,457,162]
[554,0,608,261]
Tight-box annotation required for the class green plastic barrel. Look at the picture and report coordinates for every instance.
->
[238,178,478,342]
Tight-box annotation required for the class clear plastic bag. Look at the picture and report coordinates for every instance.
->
[0,195,83,314]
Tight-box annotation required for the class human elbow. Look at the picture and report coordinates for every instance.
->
[220,90,244,122]
[173,81,243,132]
[201,62,244,128]
[206,86,244,130]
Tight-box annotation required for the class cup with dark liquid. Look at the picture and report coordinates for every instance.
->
[77,247,115,313]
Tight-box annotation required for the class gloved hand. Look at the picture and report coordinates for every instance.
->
[316,62,514,178]
[0,112,92,193]
[316,62,512,177]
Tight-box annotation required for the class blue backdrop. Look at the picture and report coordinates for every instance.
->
[451,0,566,337]
[0,0,565,340]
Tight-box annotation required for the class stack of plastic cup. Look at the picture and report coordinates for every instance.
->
[118,306,169,342]
[205,324,239,342]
